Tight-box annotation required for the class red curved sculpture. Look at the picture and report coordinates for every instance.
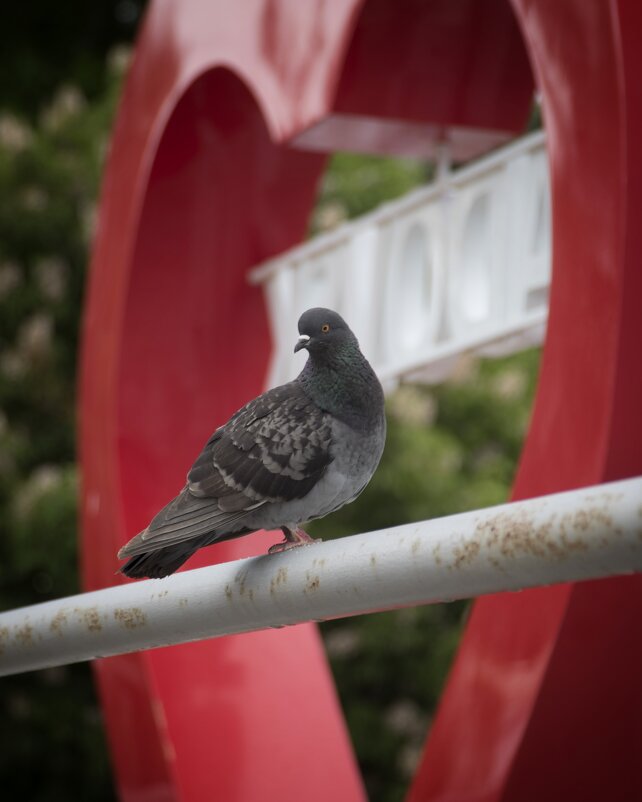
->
[409,2,642,800]
[80,1,642,800]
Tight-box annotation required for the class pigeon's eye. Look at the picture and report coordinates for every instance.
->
[321,324,330,333]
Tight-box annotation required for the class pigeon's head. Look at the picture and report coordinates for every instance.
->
[294,308,357,356]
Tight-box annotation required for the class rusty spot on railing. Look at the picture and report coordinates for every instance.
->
[464,498,623,570]
[14,623,34,646]
[305,574,320,593]
[270,567,288,595]
[234,567,250,597]
[50,609,68,636]
[0,625,9,655]
[114,607,147,629]
[75,606,102,633]
[453,539,480,569]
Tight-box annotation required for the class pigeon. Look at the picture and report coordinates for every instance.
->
[118,307,386,578]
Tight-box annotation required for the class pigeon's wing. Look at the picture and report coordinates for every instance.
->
[117,489,258,559]
[189,382,334,505]
[118,382,333,558]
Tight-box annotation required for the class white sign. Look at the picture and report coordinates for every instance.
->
[250,131,550,391]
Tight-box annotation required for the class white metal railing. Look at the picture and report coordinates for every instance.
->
[250,130,550,390]
[1,476,640,677]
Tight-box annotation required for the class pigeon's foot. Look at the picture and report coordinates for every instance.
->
[268,526,321,554]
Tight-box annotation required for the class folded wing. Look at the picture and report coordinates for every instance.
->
[118,382,333,559]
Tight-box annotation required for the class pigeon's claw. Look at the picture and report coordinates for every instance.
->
[268,526,321,554]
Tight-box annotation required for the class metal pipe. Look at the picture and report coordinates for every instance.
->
[1,476,641,677]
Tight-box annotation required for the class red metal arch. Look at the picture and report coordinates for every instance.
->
[80,1,642,800]
[81,60,359,799]
[409,1,642,799]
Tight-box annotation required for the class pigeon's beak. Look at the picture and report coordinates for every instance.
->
[294,334,310,354]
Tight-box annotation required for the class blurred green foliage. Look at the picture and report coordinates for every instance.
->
[0,45,540,802]
[312,153,430,230]
[2,3,145,119]
[0,58,126,802]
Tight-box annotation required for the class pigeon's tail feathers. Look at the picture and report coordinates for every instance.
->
[118,488,266,562]
[119,542,201,579]
[119,526,256,578]
[116,484,265,578]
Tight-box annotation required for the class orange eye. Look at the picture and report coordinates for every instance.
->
[321,324,330,333]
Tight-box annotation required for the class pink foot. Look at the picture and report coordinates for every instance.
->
[268,526,321,554]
